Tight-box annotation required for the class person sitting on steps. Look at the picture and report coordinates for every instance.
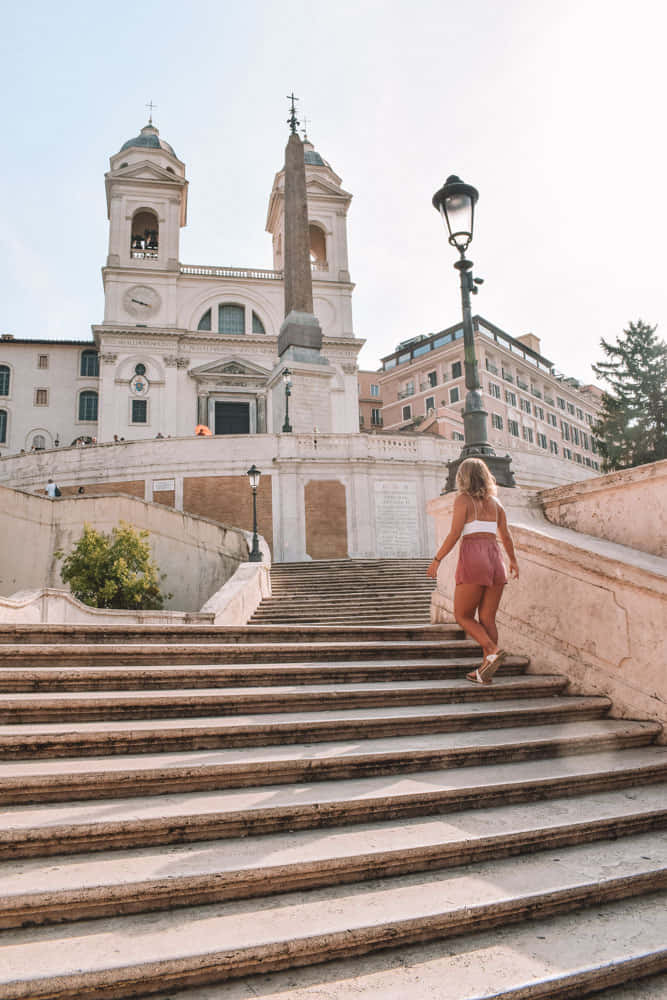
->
[427,456,519,684]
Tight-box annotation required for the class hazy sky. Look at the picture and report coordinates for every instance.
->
[1,0,665,384]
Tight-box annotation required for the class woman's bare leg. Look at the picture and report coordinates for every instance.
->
[478,583,505,647]
[454,584,496,657]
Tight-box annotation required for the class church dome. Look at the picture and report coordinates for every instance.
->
[303,141,329,169]
[119,123,177,158]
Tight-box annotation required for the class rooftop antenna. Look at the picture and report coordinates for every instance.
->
[286,92,300,135]
[301,115,310,142]
[146,100,157,126]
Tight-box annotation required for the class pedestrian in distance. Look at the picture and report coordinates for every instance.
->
[427,457,519,684]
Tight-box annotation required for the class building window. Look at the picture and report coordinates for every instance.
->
[78,390,98,422]
[537,432,548,449]
[561,420,570,441]
[32,434,46,450]
[0,409,6,443]
[449,386,460,404]
[504,390,517,407]
[489,382,500,399]
[548,412,558,427]
[404,380,415,396]
[80,350,99,377]
[0,365,10,396]
[582,432,589,450]
[34,388,49,406]
[523,426,534,443]
[427,370,437,388]
[593,460,599,470]
[557,396,565,410]
[453,431,464,441]
[535,406,544,420]
[131,209,159,257]
[402,404,412,421]
[451,361,462,379]
[492,413,503,430]
[572,426,580,445]
[197,309,212,331]
[219,304,245,335]
[508,419,519,437]
[132,399,147,424]
[567,402,575,415]
[520,398,531,413]
[252,311,266,334]
[371,407,382,426]
[37,354,49,369]
[550,440,559,455]
[584,456,592,467]
[576,407,584,420]
[370,384,380,397]
[575,452,582,463]
[564,447,573,460]
[425,396,435,413]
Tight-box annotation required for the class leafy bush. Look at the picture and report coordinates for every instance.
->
[56,522,171,609]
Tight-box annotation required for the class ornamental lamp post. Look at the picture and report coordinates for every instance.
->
[246,464,262,562]
[432,175,515,491]
[282,367,293,433]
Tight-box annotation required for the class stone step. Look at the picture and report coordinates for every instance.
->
[0,719,657,805]
[0,656,530,692]
[1,834,665,999]
[0,675,572,723]
[0,624,453,646]
[1,784,664,929]
[142,896,667,1000]
[2,747,665,858]
[0,638,477,666]
[0,695,614,759]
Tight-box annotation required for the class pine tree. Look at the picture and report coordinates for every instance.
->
[592,320,667,471]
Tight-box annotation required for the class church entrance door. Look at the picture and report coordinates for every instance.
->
[215,401,250,435]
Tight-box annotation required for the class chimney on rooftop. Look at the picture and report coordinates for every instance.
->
[516,332,541,355]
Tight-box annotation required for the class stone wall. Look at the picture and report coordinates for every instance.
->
[0,432,595,562]
[428,488,667,738]
[0,485,249,612]
[539,459,667,558]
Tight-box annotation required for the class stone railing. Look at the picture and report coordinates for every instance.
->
[539,459,667,558]
[180,265,282,280]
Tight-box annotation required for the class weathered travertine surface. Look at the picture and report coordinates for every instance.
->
[0,485,248,612]
[428,486,667,737]
[540,459,667,558]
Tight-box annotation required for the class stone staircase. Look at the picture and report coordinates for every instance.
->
[0,559,665,999]
[249,558,435,624]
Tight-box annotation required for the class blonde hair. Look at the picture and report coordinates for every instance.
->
[455,457,497,500]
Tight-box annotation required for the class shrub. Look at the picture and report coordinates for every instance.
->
[56,522,171,609]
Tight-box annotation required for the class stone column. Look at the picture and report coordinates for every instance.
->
[278,133,323,362]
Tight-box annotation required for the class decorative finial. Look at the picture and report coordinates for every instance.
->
[146,100,157,126]
[286,93,300,135]
[301,115,310,142]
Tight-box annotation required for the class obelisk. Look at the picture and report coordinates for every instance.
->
[278,95,323,361]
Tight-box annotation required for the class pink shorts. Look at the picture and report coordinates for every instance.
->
[455,537,508,587]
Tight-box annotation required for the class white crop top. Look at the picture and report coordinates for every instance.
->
[461,497,498,536]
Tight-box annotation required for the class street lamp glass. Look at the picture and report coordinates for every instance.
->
[246,464,261,490]
[282,367,291,384]
[432,175,478,253]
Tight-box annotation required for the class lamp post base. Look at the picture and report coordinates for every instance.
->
[444,453,516,493]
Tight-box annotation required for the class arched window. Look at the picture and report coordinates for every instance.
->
[252,311,265,334]
[80,350,99,377]
[218,304,244,335]
[0,409,6,443]
[32,434,46,451]
[78,390,98,422]
[309,225,327,270]
[131,209,159,259]
[0,365,9,396]
[197,309,212,331]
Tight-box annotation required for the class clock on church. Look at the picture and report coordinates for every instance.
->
[123,285,160,318]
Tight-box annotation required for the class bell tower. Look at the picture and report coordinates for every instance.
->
[102,118,188,326]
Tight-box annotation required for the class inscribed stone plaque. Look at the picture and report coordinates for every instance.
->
[374,481,418,557]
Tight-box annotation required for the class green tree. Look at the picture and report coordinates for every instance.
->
[56,522,170,609]
[592,320,667,471]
